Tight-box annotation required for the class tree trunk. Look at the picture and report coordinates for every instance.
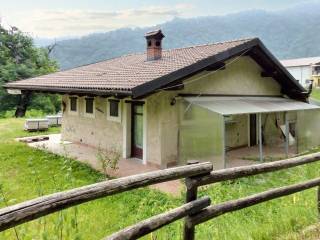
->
[15,91,31,118]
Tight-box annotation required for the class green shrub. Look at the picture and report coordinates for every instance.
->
[0,108,52,119]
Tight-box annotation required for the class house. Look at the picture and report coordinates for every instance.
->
[5,30,320,170]
[281,57,320,88]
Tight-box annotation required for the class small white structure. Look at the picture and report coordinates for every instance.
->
[46,115,62,126]
[24,119,49,131]
[281,57,320,87]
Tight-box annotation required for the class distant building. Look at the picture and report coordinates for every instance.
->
[281,57,320,88]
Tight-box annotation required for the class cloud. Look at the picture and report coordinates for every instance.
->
[4,4,193,37]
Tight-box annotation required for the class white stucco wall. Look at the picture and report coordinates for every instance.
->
[61,96,123,153]
[286,66,312,87]
[181,56,281,95]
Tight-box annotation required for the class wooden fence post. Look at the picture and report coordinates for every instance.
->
[318,185,320,219]
[184,160,200,240]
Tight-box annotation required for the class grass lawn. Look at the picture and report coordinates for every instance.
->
[0,118,320,239]
[311,88,320,101]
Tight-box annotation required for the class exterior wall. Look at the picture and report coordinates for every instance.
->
[145,56,283,167]
[61,96,123,153]
[312,75,320,87]
[181,56,281,95]
[286,66,312,87]
[145,91,179,167]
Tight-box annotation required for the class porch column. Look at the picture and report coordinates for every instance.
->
[122,101,131,159]
[285,111,289,157]
[142,100,148,164]
[258,113,263,162]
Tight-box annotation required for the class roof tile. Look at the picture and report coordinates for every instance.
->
[6,38,254,92]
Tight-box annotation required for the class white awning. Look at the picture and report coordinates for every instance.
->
[184,96,320,116]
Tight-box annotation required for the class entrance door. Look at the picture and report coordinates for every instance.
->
[131,104,143,159]
[249,114,257,146]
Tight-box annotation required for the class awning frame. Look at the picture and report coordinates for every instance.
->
[184,96,319,165]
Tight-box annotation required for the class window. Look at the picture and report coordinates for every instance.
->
[107,99,121,122]
[85,98,94,114]
[110,100,119,117]
[70,97,77,112]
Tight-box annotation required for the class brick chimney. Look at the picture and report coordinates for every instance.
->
[145,29,165,61]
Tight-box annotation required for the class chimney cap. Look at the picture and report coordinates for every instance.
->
[145,29,165,40]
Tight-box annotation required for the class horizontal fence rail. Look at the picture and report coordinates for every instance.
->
[0,162,213,232]
[105,197,211,240]
[187,178,320,227]
[1,152,320,239]
[187,152,320,188]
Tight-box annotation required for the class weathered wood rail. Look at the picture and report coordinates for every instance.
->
[1,152,320,240]
[0,162,212,232]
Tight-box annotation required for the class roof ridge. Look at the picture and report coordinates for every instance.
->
[58,37,257,71]
[162,37,256,52]
[115,37,256,56]
[281,56,320,61]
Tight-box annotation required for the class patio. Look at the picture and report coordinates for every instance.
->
[18,134,183,196]
[226,145,297,164]
[17,133,300,195]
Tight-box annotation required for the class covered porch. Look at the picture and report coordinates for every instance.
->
[179,96,320,169]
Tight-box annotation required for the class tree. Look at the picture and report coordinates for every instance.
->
[0,25,58,117]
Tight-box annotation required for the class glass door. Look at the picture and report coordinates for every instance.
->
[131,104,143,159]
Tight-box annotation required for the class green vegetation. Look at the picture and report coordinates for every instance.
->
[0,118,320,239]
[280,223,320,240]
[49,3,320,70]
[0,119,181,240]
[311,88,320,101]
[0,108,57,119]
[0,26,59,117]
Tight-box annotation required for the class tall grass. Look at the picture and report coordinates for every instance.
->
[311,88,320,101]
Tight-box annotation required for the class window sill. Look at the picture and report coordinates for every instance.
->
[69,110,79,116]
[107,115,121,123]
[84,113,95,118]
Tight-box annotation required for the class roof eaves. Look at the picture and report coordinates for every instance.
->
[254,38,306,93]
[4,84,132,97]
[131,38,259,99]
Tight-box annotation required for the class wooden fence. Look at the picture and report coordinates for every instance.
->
[1,152,320,239]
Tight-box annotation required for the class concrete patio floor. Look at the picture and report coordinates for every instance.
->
[226,144,297,164]
[19,134,182,196]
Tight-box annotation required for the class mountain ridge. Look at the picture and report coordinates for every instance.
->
[48,3,320,70]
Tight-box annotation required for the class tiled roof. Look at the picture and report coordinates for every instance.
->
[5,38,255,93]
[281,57,320,67]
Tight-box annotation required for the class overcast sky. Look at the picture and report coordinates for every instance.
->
[0,0,316,38]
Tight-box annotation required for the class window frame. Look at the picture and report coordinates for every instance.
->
[84,97,95,118]
[107,99,122,122]
[69,96,78,115]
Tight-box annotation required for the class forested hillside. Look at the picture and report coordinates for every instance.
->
[49,2,320,70]
[0,26,59,117]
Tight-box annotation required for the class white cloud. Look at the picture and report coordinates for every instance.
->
[1,4,193,38]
